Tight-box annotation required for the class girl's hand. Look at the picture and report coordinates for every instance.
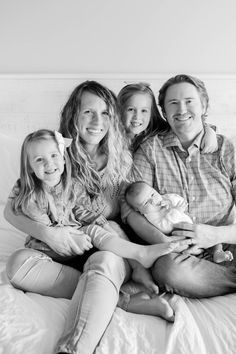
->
[46,226,92,256]
[71,233,93,253]
[172,222,219,251]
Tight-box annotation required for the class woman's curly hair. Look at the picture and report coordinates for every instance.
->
[59,80,133,197]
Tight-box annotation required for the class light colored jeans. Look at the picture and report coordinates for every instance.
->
[152,245,236,298]
[6,249,130,354]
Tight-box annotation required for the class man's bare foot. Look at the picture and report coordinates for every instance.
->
[132,265,159,295]
[127,292,175,322]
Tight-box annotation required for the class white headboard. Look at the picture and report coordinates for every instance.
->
[0,74,236,143]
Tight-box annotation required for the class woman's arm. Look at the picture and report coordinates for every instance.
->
[4,199,86,256]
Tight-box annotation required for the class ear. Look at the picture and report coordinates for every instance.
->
[201,98,208,116]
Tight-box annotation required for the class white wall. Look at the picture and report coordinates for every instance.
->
[1,0,236,74]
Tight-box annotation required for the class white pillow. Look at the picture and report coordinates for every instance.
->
[0,133,22,205]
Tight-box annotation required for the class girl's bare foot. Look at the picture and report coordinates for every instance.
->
[127,292,175,322]
[136,242,178,268]
[132,265,159,295]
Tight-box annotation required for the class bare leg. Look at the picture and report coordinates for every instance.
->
[127,292,174,322]
[85,224,181,268]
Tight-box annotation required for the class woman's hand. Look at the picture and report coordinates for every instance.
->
[46,226,92,256]
[171,222,219,254]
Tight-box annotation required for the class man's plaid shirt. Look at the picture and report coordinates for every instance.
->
[133,130,236,226]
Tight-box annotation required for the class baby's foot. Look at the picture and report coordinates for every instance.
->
[213,250,234,263]
[137,242,178,268]
[132,265,159,295]
[128,292,175,322]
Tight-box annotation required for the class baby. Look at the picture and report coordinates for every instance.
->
[125,181,233,264]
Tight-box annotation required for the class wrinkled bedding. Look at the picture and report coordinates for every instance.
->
[1,75,236,353]
[1,208,236,354]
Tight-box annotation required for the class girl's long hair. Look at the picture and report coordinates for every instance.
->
[59,80,133,197]
[12,129,73,214]
[117,82,169,152]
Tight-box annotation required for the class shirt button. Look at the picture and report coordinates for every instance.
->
[192,196,195,201]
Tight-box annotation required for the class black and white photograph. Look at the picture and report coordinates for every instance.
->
[1,1,236,353]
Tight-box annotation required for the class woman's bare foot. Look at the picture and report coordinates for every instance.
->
[127,292,175,322]
[136,242,179,268]
[132,265,159,295]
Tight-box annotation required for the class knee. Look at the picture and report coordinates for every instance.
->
[152,253,194,293]
[84,251,130,287]
[6,248,43,281]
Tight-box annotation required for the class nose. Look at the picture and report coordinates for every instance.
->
[44,158,53,168]
[133,109,140,120]
[92,111,102,124]
[177,101,187,115]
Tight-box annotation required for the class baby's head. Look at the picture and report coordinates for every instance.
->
[125,181,162,214]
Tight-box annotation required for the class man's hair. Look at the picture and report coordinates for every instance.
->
[158,74,209,116]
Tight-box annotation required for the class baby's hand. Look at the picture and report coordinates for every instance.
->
[72,233,93,253]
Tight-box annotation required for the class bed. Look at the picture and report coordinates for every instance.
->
[1,74,236,354]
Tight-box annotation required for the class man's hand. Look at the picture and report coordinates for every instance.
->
[171,222,219,254]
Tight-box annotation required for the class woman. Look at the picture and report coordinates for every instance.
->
[5,81,185,354]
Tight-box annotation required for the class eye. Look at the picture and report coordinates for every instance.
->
[35,157,43,163]
[52,153,59,158]
[186,99,193,104]
[84,109,92,115]
[142,109,149,114]
[102,110,109,117]
[126,107,134,112]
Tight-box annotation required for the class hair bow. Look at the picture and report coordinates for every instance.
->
[54,131,72,156]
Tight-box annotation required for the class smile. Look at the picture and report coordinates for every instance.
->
[87,128,103,134]
[131,121,142,127]
[45,169,57,175]
[174,114,192,122]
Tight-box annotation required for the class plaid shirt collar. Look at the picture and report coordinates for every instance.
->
[161,129,204,152]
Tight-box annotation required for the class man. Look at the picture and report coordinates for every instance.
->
[126,74,236,298]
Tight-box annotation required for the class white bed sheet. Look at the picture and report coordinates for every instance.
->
[1,203,236,354]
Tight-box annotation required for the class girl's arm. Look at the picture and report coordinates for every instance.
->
[4,199,85,256]
[200,123,218,153]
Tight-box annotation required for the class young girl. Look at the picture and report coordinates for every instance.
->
[117,82,218,153]
[11,129,180,269]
